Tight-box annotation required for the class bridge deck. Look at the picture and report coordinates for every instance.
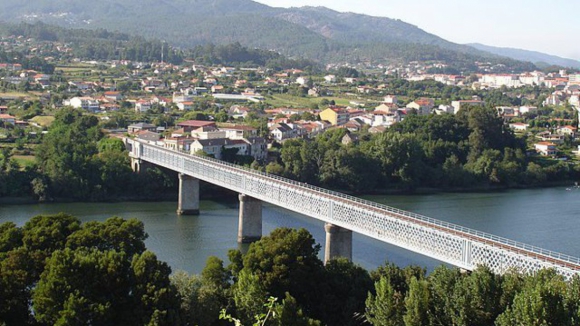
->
[127,139,580,278]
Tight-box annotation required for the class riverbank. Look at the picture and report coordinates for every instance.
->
[2,179,576,206]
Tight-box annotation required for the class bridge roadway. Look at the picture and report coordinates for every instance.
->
[126,138,580,279]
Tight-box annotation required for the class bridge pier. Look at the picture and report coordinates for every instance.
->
[238,194,262,243]
[324,223,352,264]
[177,173,200,215]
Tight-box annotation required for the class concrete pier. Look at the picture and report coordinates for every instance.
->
[324,223,352,264]
[177,174,200,215]
[238,194,262,243]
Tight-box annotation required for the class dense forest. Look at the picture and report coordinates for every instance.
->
[1,215,579,325]
[0,20,536,73]
[0,22,320,70]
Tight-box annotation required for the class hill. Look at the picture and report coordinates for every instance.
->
[0,0,536,71]
[469,43,580,69]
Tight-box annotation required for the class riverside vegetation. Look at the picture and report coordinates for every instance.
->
[1,214,580,325]
[2,104,580,202]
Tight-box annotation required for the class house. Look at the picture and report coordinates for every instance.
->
[342,132,359,145]
[219,124,258,139]
[383,95,398,104]
[270,123,297,142]
[406,98,435,115]
[128,122,157,134]
[104,91,123,101]
[451,100,485,114]
[101,103,120,111]
[536,131,565,144]
[177,120,217,133]
[344,120,363,132]
[356,86,373,94]
[34,74,51,89]
[135,100,152,112]
[136,130,161,143]
[497,106,518,120]
[176,101,193,111]
[296,77,310,86]
[0,106,8,114]
[534,142,557,156]
[557,125,577,136]
[308,88,320,97]
[152,95,171,107]
[68,97,100,112]
[508,123,529,132]
[173,89,195,103]
[375,103,398,113]
[228,106,250,119]
[372,110,400,127]
[211,85,225,93]
[519,106,538,115]
[234,80,248,88]
[433,105,455,115]
[319,107,349,126]
[324,75,337,83]
[296,121,326,138]
[190,138,249,159]
[0,114,16,125]
[245,137,268,161]
[164,136,196,152]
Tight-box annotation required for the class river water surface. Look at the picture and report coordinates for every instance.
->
[1,187,579,274]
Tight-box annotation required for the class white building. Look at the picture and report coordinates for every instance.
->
[68,97,100,112]
[324,75,337,83]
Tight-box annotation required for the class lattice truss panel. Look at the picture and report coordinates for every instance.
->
[329,202,466,267]
[470,243,577,279]
[130,140,580,277]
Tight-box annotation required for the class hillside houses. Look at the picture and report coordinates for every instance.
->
[406,98,434,115]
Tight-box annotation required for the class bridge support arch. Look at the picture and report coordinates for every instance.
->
[177,173,200,215]
[238,194,262,243]
[324,223,352,264]
[130,158,154,173]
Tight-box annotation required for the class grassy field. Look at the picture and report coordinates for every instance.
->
[265,94,358,108]
[29,115,55,127]
[0,91,32,98]
[12,155,36,169]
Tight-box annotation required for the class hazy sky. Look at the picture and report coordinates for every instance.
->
[253,0,580,61]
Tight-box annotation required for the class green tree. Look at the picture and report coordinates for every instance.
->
[427,266,461,326]
[450,266,503,326]
[496,269,568,326]
[320,258,373,326]
[233,270,268,325]
[240,228,324,317]
[365,276,404,326]
[36,108,103,198]
[403,277,429,326]
[271,292,321,326]
[65,217,147,258]
[33,248,178,325]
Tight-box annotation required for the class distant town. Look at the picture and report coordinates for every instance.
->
[1,33,580,164]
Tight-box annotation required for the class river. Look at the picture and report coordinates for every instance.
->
[1,186,579,275]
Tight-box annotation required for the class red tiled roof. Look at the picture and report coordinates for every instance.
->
[177,120,216,128]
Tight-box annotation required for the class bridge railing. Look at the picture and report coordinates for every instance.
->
[134,139,580,269]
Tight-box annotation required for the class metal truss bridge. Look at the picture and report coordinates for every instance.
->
[127,138,580,278]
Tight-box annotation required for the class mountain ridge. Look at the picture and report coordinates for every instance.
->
[468,43,580,69]
[0,0,539,72]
